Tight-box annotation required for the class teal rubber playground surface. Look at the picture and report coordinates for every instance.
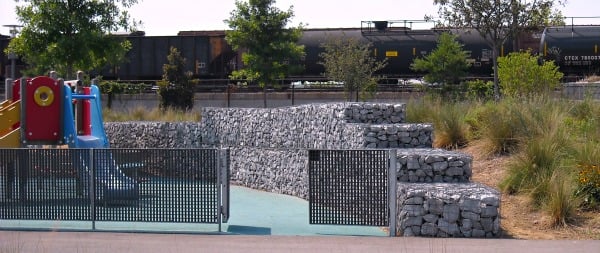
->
[0,185,387,236]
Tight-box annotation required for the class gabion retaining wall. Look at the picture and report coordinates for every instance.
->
[200,103,427,149]
[343,103,406,124]
[105,103,432,150]
[104,122,204,148]
[396,149,472,183]
[365,124,433,148]
[229,147,308,198]
[104,102,500,238]
[397,183,500,238]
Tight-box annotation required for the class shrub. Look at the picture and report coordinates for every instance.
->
[410,32,470,87]
[573,140,600,209]
[158,47,194,110]
[498,51,563,98]
[465,79,494,101]
[98,79,146,109]
[576,163,600,209]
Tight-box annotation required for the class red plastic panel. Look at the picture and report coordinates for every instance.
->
[24,76,62,143]
[12,78,26,101]
[82,87,92,135]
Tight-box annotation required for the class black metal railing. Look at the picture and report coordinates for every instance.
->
[0,148,229,228]
[308,149,389,226]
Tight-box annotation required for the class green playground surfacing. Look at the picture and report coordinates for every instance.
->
[0,184,387,236]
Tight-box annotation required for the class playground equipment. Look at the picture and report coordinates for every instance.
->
[1,72,138,202]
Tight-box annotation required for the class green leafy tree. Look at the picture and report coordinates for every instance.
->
[6,0,139,79]
[319,38,387,102]
[225,0,305,107]
[434,0,563,100]
[410,32,470,88]
[158,47,194,111]
[498,51,563,97]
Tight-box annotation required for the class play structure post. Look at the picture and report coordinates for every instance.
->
[49,71,58,80]
[4,78,13,100]
[19,77,26,147]
[75,71,85,135]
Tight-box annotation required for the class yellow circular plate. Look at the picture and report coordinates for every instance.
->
[33,86,54,107]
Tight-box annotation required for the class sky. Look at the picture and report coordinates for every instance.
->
[1,0,600,36]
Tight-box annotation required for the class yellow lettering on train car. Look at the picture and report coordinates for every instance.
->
[386,51,398,57]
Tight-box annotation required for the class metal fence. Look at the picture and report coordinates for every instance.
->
[0,148,229,230]
[308,149,393,227]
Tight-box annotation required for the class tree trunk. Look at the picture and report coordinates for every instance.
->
[511,0,520,52]
[107,92,113,109]
[262,86,267,108]
[66,65,73,80]
[493,45,501,101]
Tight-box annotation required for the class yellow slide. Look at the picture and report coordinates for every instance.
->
[0,99,21,147]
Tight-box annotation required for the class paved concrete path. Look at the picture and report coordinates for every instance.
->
[2,186,599,253]
[0,186,386,236]
[1,231,599,253]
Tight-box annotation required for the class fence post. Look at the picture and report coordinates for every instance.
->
[220,148,230,224]
[89,149,96,230]
[216,149,222,233]
[388,149,397,237]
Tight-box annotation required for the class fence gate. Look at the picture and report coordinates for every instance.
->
[308,149,392,228]
[0,148,230,232]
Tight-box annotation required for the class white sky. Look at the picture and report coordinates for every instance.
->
[1,0,600,36]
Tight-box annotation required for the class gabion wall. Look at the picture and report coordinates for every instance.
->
[396,149,472,183]
[105,103,431,195]
[397,183,501,238]
[104,102,500,238]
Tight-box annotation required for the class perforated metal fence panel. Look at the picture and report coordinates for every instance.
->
[0,148,229,226]
[308,149,389,226]
[0,148,91,221]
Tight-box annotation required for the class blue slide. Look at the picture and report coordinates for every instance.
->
[63,85,139,202]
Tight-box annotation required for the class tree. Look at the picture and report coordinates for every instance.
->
[319,37,387,102]
[498,51,563,97]
[158,47,194,111]
[225,0,305,107]
[410,32,470,88]
[434,0,563,100]
[6,0,139,79]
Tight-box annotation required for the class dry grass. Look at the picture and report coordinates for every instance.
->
[417,96,600,232]
[103,106,200,122]
[463,142,600,239]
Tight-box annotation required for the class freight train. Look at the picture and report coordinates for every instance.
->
[2,21,600,86]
